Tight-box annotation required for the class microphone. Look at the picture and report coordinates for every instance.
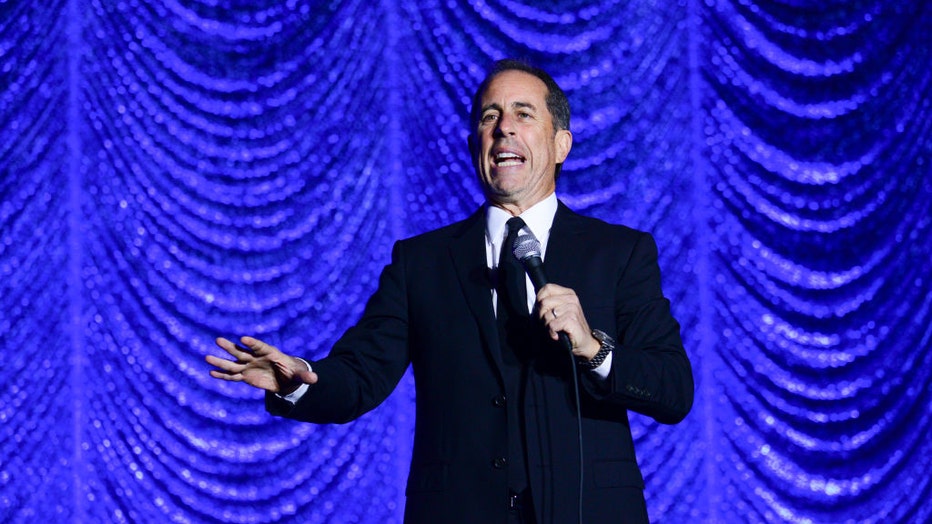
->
[512,232,573,352]
[512,233,548,292]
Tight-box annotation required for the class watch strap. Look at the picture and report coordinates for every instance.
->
[577,329,615,370]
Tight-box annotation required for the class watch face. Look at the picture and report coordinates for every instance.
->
[591,329,615,349]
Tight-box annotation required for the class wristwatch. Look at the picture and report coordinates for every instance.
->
[577,329,615,370]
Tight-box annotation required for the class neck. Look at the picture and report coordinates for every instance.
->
[487,191,555,217]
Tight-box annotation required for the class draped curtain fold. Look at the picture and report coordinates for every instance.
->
[1,0,929,522]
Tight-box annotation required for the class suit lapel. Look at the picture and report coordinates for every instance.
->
[448,208,507,385]
[542,202,585,285]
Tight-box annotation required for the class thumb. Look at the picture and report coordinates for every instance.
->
[297,369,319,385]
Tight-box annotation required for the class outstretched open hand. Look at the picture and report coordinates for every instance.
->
[206,336,317,394]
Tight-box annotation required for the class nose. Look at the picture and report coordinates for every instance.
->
[494,113,515,137]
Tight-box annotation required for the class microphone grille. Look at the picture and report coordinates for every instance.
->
[513,233,542,261]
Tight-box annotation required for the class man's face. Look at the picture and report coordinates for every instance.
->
[471,70,572,212]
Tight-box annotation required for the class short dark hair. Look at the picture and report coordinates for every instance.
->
[469,59,571,134]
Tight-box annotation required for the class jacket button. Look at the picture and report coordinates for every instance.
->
[492,457,507,469]
[492,394,506,407]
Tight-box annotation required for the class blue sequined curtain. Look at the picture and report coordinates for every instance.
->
[1,0,930,522]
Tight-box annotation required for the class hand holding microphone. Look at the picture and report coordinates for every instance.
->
[512,232,601,361]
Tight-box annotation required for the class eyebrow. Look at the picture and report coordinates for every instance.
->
[481,101,538,114]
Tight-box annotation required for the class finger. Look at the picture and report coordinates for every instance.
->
[539,300,575,326]
[536,292,579,317]
[547,322,574,348]
[215,336,237,351]
[205,354,247,373]
[536,295,563,320]
[209,368,243,382]
[240,336,277,355]
[536,283,573,301]
[543,310,587,346]
[215,337,253,360]
[542,312,569,341]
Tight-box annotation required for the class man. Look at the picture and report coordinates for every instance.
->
[207,59,694,523]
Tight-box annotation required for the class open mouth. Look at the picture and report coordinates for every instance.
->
[494,151,526,168]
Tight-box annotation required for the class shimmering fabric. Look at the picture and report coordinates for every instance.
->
[1,1,929,522]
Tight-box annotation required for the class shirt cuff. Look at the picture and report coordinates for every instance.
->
[589,352,612,380]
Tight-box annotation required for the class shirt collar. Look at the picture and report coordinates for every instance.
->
[486,193,558,256]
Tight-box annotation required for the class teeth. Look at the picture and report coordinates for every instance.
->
[495,152,523,166]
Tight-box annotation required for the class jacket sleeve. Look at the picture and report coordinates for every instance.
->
[581,232,694,424]
[266,240,412,424]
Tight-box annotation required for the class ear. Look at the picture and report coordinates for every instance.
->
[468,133,478,169]
[554,129,572,163]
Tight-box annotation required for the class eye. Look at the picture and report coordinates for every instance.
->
[481,113,499,124]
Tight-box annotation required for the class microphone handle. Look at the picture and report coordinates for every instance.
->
[521,255,574,353]
[522,255,549,292]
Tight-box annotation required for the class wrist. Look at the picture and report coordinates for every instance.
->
[579,336,601,360]
[279,379,302,396]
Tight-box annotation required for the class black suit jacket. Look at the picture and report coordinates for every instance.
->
[267,202,694,523]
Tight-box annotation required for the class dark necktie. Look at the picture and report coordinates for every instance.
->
[497,217,530,337]
[497,216,532,493]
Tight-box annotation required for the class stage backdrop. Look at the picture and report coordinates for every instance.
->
[1,0,930,522]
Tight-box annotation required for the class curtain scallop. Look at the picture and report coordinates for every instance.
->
[1,0,929,522]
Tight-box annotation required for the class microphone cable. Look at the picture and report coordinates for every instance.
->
[567,338,585,524]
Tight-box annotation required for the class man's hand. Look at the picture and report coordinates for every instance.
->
[535,283,601,361]
[206,336,317,394]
